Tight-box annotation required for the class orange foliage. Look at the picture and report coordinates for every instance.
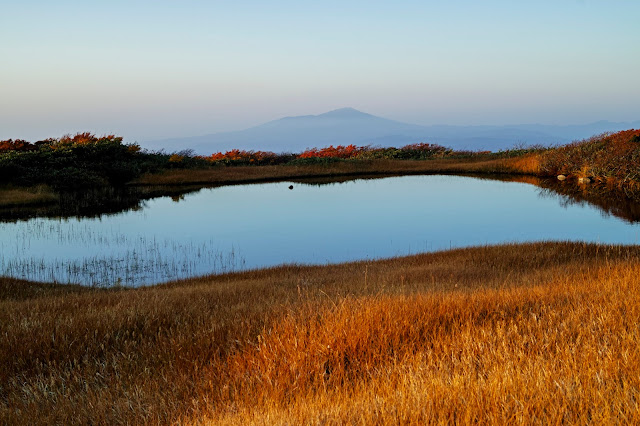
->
[51,133,124,149]
[127,144,141,153]
[0,139,36,153]
[298,144,361,159]
[206,149,279,164]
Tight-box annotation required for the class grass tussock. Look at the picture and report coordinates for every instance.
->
[2,242,640,424]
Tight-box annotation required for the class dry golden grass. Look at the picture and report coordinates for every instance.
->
[0,185,58,208]
[130,157,531,187]
[501,153,543,175]
[2,242,640,424]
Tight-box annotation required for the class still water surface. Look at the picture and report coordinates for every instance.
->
[2,175,640,286]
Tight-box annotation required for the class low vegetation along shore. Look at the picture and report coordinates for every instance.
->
[1,129,639,208]
[130,128,640,190]
[2,242,640,424]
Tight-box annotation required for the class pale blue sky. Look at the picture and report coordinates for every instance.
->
[1,0,639,142]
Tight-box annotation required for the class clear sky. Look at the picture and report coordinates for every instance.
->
[2,0,639,142]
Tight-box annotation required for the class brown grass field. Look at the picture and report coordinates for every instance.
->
[2,242,640,424]
[129,156,539,187]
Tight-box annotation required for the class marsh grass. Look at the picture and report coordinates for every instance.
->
[130,157,531,186]
[0,220,245,287]
[2,242,640,424]
[0,185,58,208]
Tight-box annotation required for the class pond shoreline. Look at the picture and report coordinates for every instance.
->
[3,152,638,214]
[128,157,530,186]
[4,173,640,287]
[0,156,541,213]
[3,157,638,226]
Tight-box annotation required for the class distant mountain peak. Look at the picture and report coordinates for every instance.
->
[317,107,373,119]
[143,107,640,155]
[276,107,374,123]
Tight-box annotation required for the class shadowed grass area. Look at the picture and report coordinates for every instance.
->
[0,185,58,208]
[2,242,640,424]
[0,277,90,301]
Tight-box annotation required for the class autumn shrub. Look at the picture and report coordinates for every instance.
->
[0,133,212,188]
[204,149,294,166]
[0,139,38,153]
[397,142,453,159]
[540,129,640,182]
[298,144,362,159]
[203,142,491,166]
[3,131,556,189]
[0,134,139,188]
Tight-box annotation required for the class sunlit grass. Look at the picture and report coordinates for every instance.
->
[2,242,640,424]
[540,129,640,183]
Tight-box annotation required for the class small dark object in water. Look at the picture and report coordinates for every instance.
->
[289,185,294,190]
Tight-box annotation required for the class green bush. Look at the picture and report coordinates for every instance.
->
[286,156,343,166]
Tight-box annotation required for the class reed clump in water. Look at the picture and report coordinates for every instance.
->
[1,242,640,424]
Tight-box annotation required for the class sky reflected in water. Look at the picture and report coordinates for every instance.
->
[2,175,640,286]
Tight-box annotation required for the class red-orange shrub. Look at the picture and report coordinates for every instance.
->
[298,144,362,159]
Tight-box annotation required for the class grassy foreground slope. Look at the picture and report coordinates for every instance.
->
[2,242,640,424]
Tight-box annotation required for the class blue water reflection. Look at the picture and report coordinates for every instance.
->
[1,175,639,286]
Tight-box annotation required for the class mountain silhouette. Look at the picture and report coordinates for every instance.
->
[143,108,640,154]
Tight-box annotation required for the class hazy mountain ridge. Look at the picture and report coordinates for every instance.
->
[143,108,640,154]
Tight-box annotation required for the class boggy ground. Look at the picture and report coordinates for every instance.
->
[2,242,640,424]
